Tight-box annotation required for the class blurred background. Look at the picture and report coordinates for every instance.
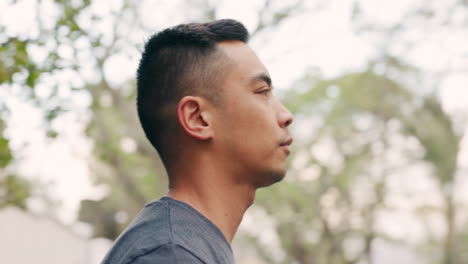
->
[1,0,468,263]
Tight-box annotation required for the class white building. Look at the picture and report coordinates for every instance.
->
[0,206,111,264]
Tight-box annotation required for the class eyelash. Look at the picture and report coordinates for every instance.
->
[258,89,271,96]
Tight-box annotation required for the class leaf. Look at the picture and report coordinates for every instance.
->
[0,137,12,168]
[0,174,31,209]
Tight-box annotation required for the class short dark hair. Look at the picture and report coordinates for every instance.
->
[136,19,249,163]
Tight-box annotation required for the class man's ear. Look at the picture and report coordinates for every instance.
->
[177,96,213,140]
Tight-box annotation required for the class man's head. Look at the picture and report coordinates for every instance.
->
[137,19,293,187]
[137,19,247,161]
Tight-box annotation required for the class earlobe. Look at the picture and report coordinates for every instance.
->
[177,96,213,140]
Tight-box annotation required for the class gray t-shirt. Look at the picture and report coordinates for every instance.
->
[102,197,234,264]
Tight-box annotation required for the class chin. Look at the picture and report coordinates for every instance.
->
[255,169,286,188]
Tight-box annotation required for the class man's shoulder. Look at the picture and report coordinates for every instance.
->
[102,197,233,264]
[101,198,174,263]
[126,242,206,264]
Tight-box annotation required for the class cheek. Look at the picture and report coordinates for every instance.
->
[217,95,277,143]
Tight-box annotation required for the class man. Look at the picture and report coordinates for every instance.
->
[102,19,293,264]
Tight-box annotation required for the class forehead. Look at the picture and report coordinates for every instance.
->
[216,41,270,82]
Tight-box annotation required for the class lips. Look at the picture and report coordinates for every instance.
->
[280,137,293,147]
[279,137,292,155]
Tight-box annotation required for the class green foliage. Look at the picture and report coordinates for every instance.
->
[78,199,121,239]
[0,174,31,209]
[1,1,467,263]
[0,131,13,168]
[402,96,461,184]
[0,117,31,209]
[284,70,413,120]
[253,66,465,263]
[0,38,40,87]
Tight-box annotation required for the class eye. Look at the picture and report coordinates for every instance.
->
[257,89,271,96]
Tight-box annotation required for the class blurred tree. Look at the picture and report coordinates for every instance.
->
[245,66,466,263]
[246,69,415,264]
[239,0,468,262]
[0,174,31,209]
[349,2,468,263]
[0,120,13,168]
[0,119,31,209]
[1,1,467,264]
[402,96,464,264]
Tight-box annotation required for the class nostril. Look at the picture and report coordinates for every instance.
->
[284,113,293,127]
[280,117,293,128]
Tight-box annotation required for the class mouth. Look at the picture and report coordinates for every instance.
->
[279,137,293,147]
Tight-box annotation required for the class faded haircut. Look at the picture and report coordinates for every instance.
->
[136,19,249,163]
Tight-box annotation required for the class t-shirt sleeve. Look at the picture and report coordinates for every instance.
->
[130,243,206,264]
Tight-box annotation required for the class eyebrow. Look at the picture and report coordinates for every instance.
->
[250,73,272,88]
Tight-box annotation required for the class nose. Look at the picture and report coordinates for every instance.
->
[277,101,293,128]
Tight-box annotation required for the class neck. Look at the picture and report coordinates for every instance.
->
[166,155,256,243]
